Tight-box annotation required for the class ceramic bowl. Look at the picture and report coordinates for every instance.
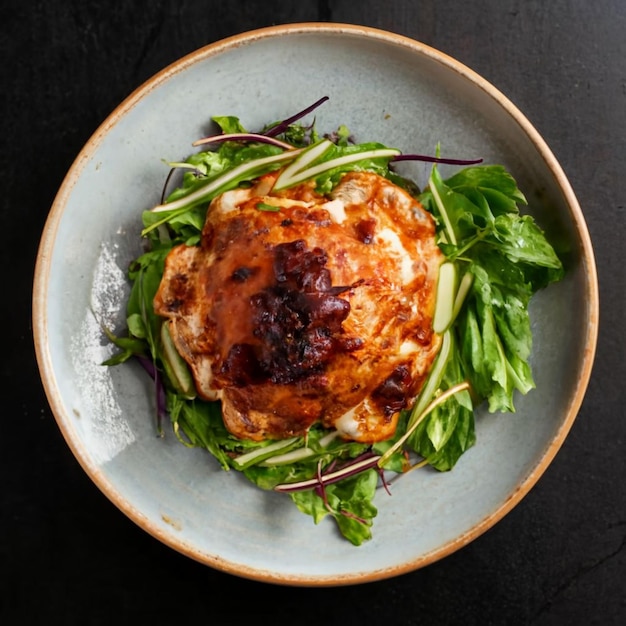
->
[33,23,598,585]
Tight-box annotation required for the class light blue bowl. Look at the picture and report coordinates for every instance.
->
[33,23,598,585]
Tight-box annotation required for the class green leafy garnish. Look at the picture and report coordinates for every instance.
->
[421,164,563,417]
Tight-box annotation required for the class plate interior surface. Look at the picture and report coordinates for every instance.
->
[33,23,597,585]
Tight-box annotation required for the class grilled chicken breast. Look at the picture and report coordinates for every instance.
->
[153,170,443,442]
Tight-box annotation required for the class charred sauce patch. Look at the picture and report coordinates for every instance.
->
[221,240,363,386]
[230,266,258,282]
[372,365,413,417]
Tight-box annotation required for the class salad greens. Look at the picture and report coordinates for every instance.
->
[105,98,564,545]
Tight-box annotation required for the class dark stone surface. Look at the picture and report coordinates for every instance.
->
[3,1,624,623]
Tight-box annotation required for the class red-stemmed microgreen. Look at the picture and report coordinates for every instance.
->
[264,95,330,137]
[274,451,382,494]
[392,153,483,166]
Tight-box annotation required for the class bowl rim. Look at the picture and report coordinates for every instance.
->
[32,22,599,586]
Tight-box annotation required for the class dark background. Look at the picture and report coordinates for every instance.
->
[3,1,625,624]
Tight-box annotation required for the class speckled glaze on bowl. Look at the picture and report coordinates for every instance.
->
[33,23,598,586]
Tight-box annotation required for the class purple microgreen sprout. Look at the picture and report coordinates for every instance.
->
[314,459,328,504]
[392,154,483,166]
[136,355,167,438]
[312,459,371,526]
[274,451,382,494]
[160,167,177,204]
[264,96,330,137]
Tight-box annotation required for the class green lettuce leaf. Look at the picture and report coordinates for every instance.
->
[290,469,378,546]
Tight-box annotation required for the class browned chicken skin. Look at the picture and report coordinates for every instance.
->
[153,170,443,442]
